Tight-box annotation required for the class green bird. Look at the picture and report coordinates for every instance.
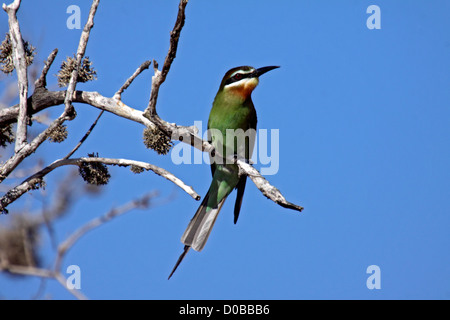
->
[168,65,279,279]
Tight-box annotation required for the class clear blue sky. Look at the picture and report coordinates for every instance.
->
[1,0,449,299]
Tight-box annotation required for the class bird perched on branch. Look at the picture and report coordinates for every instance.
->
[169,65,279,279]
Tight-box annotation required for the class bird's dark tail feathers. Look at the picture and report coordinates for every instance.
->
[168,190,227,279]
[168,245,190,280]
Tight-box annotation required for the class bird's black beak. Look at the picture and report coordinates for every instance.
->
[255,66,280,77]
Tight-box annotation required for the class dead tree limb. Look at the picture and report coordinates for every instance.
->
[3,0,28,152]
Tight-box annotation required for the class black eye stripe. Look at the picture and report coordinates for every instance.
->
[225,71,255,86]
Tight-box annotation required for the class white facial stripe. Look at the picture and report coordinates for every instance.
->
[229,68,255,78]
[224,77,258,89]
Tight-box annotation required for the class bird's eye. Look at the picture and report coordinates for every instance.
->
[234,73,242,80]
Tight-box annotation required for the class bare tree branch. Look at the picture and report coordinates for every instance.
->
[3,0,28,152]
[63,110,104,160]
[1,191,157,299]
[0,261,87,299]
[0,115,69,183]
[1,88,206,151]
[0,262,54,278]
[0,156,200,214]
[54,191,157,272]
[63,0,99,114]
[34,48,58,88]
[54,272,87,300]
[237,160,304,212]
[143,0,188,118]
[0,0,100,184]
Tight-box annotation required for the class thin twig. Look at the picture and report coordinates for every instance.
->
[54,271,87,300]
[63,0,99,114]
[34,48,58,88]
[54,191,157,272]
[114,60,152,100]
[63,110,104,160]
[143,0,188,118]
[0,263,54,278]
